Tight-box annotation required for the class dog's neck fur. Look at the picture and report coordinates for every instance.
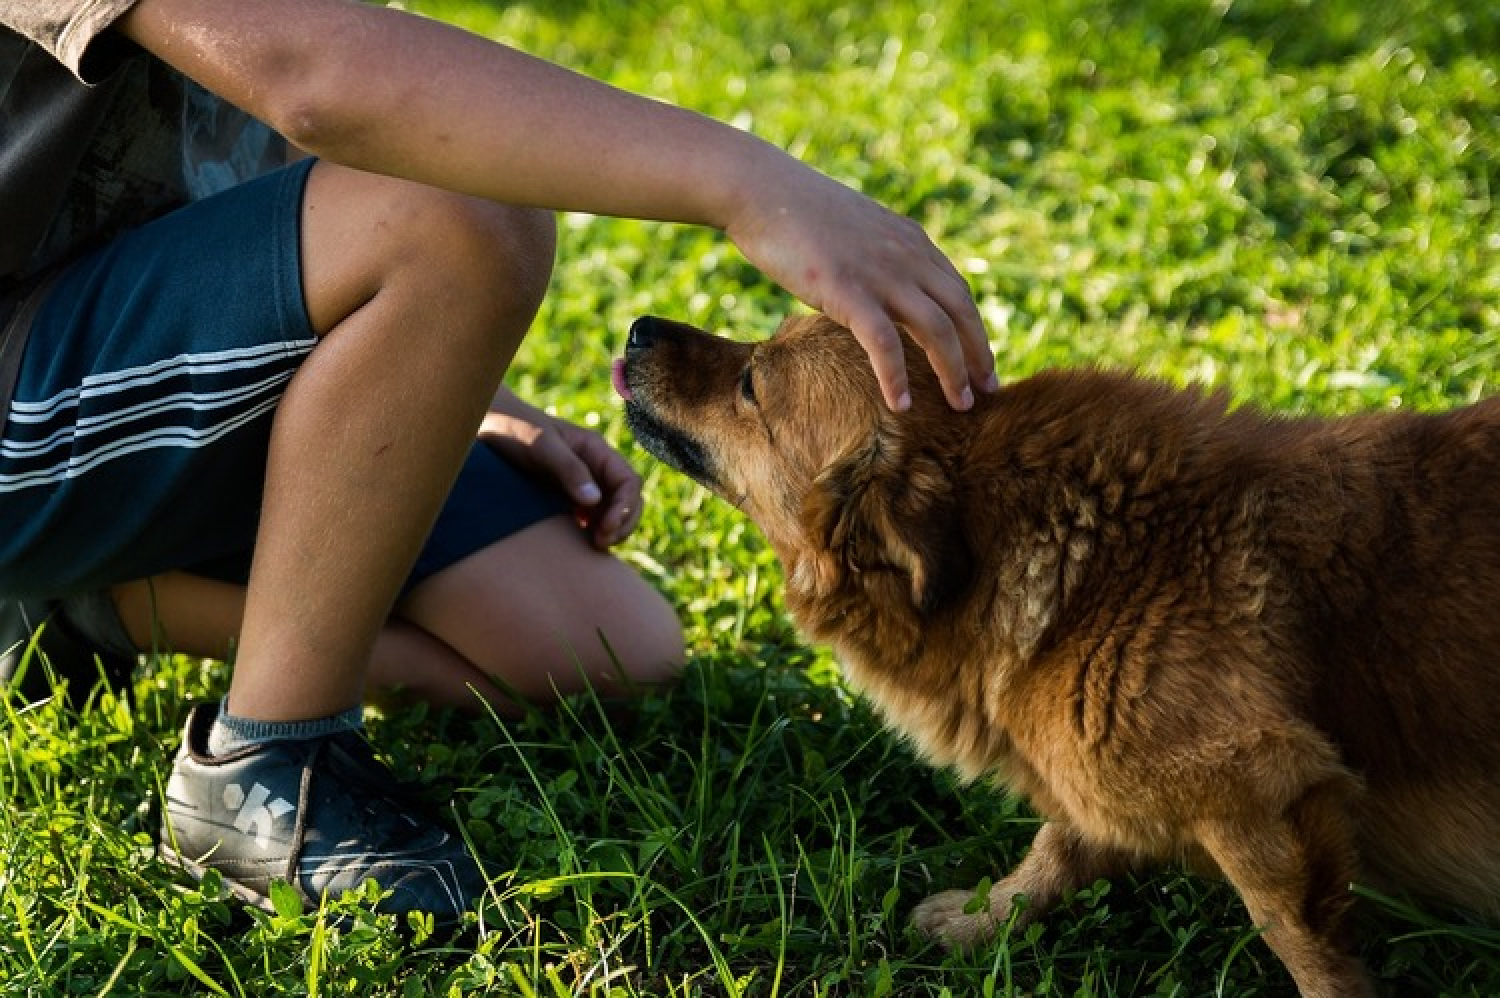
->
[780,515,1065,784]
[776,369,1294,784]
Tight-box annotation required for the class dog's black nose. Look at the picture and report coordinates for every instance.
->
[627,316,661,351]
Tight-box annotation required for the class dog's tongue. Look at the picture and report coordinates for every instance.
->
[611,357,633,401]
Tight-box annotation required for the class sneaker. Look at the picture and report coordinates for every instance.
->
[0,598,135,704]
[158,703,485,922]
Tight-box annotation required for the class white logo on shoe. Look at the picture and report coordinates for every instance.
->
[223,782,295,850]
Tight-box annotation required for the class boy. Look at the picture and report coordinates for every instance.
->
[0,0,994,920]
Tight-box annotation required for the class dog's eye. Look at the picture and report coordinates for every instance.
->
[738,366,757,406]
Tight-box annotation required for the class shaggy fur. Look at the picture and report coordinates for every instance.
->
[616,312,1500,998]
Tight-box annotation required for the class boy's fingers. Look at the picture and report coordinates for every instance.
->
[895,290,976,412]
[927,272,998,393]
[588,487,643,547]
[845,291,982,412]
[908,244,995,390]
[529,430,600,504]
[843,306,912,412]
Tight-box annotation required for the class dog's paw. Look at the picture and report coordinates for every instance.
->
[910,887,1008,952]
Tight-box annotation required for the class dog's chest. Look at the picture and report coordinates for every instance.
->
[835,646,1023,784]
[836,637,1146,812]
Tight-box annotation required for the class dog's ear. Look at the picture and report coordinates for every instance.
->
[799,435,972,615]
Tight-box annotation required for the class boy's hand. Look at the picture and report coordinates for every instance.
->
[480,393,642,549]
[723,153,997,413]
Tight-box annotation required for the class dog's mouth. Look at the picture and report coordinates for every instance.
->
[610,357,634,402]
[613,356,719,490]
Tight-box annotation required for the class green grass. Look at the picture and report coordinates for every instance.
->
[4,0,1499,993]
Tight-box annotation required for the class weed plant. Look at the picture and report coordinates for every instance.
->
[3,0,1498,994]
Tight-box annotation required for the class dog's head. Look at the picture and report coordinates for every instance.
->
[615,314,974,618]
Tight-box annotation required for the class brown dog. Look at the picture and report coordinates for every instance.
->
[614,312,1500,997]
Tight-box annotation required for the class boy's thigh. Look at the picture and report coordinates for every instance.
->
[0,161,317,599]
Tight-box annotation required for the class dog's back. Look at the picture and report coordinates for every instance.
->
[1268,395,1500,911]
[971,376,1500,913]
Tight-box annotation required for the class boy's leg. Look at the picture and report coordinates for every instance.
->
[112,509,685,713]
[393,513,685,706]
[103,158,682,712]
[154,165,558,918]
[225,161,556,721]
[154,167,556,919]
[0,157,558,918]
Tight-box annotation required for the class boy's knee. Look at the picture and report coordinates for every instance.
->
[391,189,556,328]
[430,197,557,317]
[300,162,556,336]
[613,582,687,687]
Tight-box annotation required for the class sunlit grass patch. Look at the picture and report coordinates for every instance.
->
[4,0,1497,993]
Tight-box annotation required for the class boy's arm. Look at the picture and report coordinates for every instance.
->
[117,0,995,411]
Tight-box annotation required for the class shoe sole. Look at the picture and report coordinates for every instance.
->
[158,840,475,939]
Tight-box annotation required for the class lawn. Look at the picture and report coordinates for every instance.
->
[4,0,1499,994]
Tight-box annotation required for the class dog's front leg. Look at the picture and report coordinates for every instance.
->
[1194,778,1373,998]
[910,819,1131,951]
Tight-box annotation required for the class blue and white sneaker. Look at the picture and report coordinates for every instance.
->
[158,703,485,922]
